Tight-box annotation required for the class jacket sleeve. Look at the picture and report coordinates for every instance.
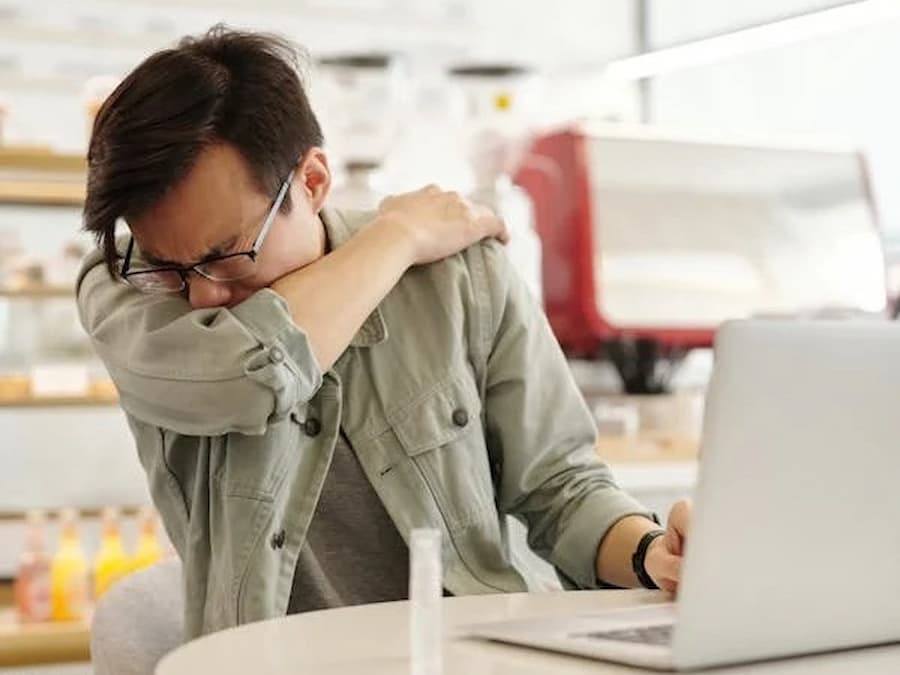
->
[477,241,651,588]
[76,248,322,436]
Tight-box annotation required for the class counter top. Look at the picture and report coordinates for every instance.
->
[159,589,900,675]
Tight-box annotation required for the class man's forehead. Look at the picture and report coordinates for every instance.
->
[127,144,268,265]
[130,194,252,265]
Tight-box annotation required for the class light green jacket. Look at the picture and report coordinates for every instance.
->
[76,208,648,639]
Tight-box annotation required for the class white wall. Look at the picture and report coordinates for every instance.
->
[647,8,900,239]
[648,0,850,45]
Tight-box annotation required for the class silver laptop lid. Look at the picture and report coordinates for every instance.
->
[673,320,900,670]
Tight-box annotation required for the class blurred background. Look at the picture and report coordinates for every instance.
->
[0,1,898,670]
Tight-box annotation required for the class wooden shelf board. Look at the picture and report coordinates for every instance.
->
[0,180,85,207]
[0,609,90,667]
[0,286,74,299]
[0,505,143,522]
[0,148,86,173]
[0,393,118,408]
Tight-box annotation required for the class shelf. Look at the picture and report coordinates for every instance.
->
[0,148,86,174]
[0,505,144,523]
[0,608,90,667]
[0,180,84,206]
[0,148,86,206]
[0,376,118,407]
[0,286,74,299]
[0,393,118,408]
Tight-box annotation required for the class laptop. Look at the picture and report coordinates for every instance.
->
[466,319,900,670]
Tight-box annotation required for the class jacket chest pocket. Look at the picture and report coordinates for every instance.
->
[389,373,496,532]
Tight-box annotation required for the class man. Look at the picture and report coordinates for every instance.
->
[78,27,690,642]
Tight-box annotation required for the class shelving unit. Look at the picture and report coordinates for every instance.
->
[0,150,145,609]
[0,147,87,206]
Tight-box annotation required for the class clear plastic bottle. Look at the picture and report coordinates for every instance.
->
[93,507,130,599]
[14,510,52,623]
[50,508,89,621]
[409,528,443,675]
[131,506,163,572]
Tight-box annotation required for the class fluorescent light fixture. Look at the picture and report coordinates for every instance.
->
[606,0,900,80]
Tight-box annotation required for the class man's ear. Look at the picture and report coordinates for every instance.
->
[297,148,331,213]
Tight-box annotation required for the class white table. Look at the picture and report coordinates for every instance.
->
[156,590,900,674]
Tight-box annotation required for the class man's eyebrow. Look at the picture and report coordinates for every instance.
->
[141,234,243,268]
[140,250,179,267]
[198,234,242,262]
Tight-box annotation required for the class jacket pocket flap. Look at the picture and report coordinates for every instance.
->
[391,374,483,456]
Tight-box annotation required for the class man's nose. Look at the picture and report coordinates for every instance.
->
[187,274,232,309]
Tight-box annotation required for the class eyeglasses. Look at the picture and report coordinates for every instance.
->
[120,169,296,294]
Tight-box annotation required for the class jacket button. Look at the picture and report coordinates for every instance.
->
[270,529,286,550]
[269,347,285,364]
[304,418,322,437]
[452,408,469,427]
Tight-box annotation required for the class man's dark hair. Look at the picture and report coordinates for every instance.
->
[83,25,324,274]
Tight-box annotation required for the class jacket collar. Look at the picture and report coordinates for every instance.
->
[320,207,389,348]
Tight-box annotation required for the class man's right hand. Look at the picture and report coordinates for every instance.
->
[377,184,510,266]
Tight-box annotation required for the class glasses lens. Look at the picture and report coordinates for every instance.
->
[196,254,256,282]
[125,270,184,293]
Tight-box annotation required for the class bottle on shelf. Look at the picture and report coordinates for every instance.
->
[131,506,163,572]
[13,510,52,623]
[93,506,130,599]
[50,508,90,622]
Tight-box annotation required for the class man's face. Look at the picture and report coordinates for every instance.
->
[128,143,330,309]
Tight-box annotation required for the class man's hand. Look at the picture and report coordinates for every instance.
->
[268,185,509,373]
[377,184,509,266]
[644,499,692,593]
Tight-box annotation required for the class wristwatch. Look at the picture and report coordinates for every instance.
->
[632,529,666,590]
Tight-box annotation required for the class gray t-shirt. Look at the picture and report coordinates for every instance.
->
[288,430,410,613]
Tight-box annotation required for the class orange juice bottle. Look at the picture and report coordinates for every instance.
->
[14,510,51,623]
[131,506,163,572]
[50,508,89,621]
[93,507,130,599]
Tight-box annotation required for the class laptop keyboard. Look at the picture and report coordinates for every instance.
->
[577,623,674,646]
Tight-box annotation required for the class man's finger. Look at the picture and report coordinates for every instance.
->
[655,551,682,583]
[665,526,683,557]
[477,216,510,244]
[667,499,692,554]
[659,579,678,594]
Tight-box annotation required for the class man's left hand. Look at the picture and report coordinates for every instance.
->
[644,499,692,593]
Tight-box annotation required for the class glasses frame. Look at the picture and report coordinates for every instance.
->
[121,168,296,293]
